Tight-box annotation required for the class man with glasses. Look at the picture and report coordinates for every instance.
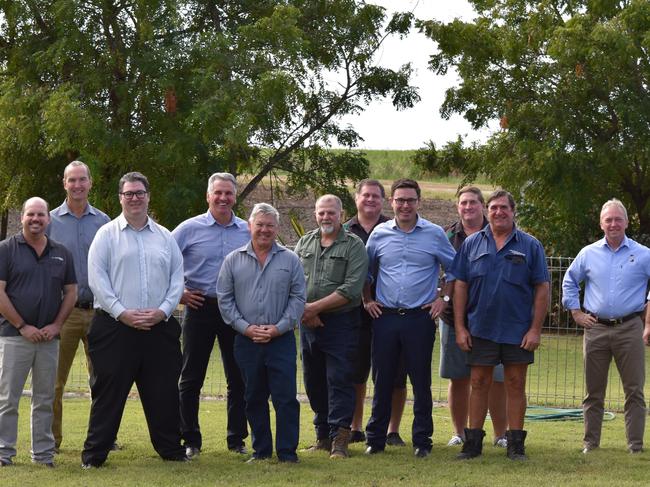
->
[47,160,110,452]
[172,173,250,459]
[364,179,456,458]
[81,172,187,467]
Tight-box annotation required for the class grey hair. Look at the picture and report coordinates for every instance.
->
[207,172,237,194]
[315,194,342,211]
[249,203,280,224]
[601,198,628,221]
[63,160,91,181]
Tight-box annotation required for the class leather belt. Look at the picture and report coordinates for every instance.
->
[588,311,641,326]
[382,307,423,316]
[75,302,94,310]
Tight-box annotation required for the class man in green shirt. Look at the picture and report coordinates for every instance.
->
[294,194,368,459]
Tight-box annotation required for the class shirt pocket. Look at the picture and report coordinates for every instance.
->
[468,253,489,280]
[46,256,66,284]
[271,267,291,295]
[325,255,347,284]
[503,255,529,286]
[298,251,314,279]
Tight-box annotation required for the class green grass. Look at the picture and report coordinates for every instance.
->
[2,397,647,486]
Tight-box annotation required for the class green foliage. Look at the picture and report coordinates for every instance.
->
[0,1,419,228]
[419,0,650,255]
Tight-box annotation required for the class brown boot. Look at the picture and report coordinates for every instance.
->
[330,428,351,459]
[302,438,332,452]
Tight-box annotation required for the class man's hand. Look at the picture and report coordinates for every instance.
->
[421,297,447,320]
[19,324,44,343]
[302,303,324,328]
[521,329,541,351]
[455,327,472,352]
[244,324,281,343]
[571,310,596,329]
[363,300,383,319]
[119,309,165,330]
[643,327,650,346]
[40,323,62,341]
[180,289,205,310]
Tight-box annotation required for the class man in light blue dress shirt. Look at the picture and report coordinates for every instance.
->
[81,172,187,467]
[218,203,306,463]
[563,198,650,454]
[364,179,456,458]
[172,172,250,458]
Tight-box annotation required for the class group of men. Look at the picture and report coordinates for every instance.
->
[0,162,648,469]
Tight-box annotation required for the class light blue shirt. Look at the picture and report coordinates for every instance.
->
[172,211,250,297]
[88,214,184,320]
[217,241,306,335]
[47,200,110,303]
[562,236,650,319]
[366,215,456,308]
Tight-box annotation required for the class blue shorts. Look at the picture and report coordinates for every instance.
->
[439,321,504,381]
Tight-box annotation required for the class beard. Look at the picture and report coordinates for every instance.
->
[320,224,335,234]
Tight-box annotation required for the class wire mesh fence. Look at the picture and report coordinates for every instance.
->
[51,256,649,411]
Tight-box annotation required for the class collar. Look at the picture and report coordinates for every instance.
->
[598,235,630,251]
[56,199,96,217]
[389,214,425,232]
[243,240,283,257]
[117,213,154,232]
[16,232,52,254]
[481,223,519,243]
[206,210,245,229]
[347,213,388,228]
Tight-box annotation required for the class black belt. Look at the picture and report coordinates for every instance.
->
[382,307,423,316]
[203,296,218,305]
[588,311,641,326]
[75,302,94,310]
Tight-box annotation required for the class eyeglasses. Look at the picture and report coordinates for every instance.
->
[119,190,148,200]
[394,198,418,206]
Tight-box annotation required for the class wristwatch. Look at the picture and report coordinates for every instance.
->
[440,295,450,302]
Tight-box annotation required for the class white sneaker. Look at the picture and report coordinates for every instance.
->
[447,435,464,446]
[494,436,507,448]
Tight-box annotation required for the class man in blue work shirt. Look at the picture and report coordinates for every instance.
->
[364,178,456,458]
[562,198,650,454]
[218,203,306,463]
[452,190,549,461]
[172,172,250,458]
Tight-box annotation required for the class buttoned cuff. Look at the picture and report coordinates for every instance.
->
[110,304,127,322]
[232,318,251,335]
[275,319,294,335]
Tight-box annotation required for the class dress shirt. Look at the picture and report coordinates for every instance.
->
[172,211,250,297]
[366,215,456,309]
[88,214,184,320]
[562,236,650,319]
[217,241,306,335]
[451,225,549,344]
[47,200,110,304]
[294,227,368,312]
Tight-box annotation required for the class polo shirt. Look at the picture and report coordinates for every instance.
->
[294,227,368,313]
[344,214,390,245]
[451,224,549,344]
[0,233,76,336]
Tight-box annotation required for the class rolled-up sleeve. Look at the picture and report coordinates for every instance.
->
[335,237,368,302]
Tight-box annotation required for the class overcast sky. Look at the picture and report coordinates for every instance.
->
[340,0,493,150]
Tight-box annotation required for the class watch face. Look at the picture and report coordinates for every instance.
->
[443,295,450,302]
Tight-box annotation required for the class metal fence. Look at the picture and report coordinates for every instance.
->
[55,256,648,410]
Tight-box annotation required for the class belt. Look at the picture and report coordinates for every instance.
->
[588,311,641,326]
[75,301,94,310]
[382,307,423,316]
[203,296,218,305]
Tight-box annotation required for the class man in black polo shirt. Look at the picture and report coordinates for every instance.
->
[345,179,407,446]
[0,197,77,468]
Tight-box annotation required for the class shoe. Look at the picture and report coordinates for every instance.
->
[630,448,643,454]
[386,432,406,447]
[506,429,528,461]
[494,436,508,448]
[447,435,464,446]
[166,455,191,462]
[278,456,299,463]
[350,430,366,443]
[110,441,122,451]
[330,427,351,459]
[185,446,200,459]
[0,459,12,467]
[457,428,486,460]
[364,445,384,455]
[81,462,101,469]
[33,460,55,468]
[414,447,430,458]
[302,438,332,452]
[229,444,248,455]
[245,455,270,463]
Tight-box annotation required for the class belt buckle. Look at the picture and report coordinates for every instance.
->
[397,308,406,316]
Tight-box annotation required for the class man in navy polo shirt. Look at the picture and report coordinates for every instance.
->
[452,190,549,461]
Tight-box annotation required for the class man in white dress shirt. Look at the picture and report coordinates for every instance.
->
[81,172,187,467]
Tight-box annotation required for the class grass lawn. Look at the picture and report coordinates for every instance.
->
[2,397,648,487]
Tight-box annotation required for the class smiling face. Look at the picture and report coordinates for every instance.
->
[249,212,278,251]
[457,191,483,227]
[315,198,342,235]
[63,165,92,205]
[119,181,150,222]
[21,198,50,239]
[390,188,420,229]
[355,183,383,220]
[600,205,628,247]
[487,196,515,234]
[207,179,236,222]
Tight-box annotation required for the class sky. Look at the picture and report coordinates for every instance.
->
[340,0,493,150]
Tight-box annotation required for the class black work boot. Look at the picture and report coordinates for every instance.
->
[506,429,528,461]
[456,428,486,460]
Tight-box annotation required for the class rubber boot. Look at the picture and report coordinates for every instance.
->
[506,429,528,461]
[456,428,485,460]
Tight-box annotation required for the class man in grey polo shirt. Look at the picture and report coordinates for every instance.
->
[217,203,305,463]
[0,197,77,467]
[47,160,110,451]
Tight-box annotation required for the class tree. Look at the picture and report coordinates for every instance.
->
[418,0,650,255]
[0,0,418,228]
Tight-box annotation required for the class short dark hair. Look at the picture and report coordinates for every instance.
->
[119,171,150,192]
[390,178,420,199]
[457,185,484,205]
[486,190,515,211]
[356,179,385,198]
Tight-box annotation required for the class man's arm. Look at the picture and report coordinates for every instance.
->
[561,251,595,328]
[0,280,43,342]
[362,232,383,318]
[521,281,550,351]
[453,279,472,352]
[273,254,306,335]
[88,227,127,320]
[41,283,77,340]
[216,254,252,335]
